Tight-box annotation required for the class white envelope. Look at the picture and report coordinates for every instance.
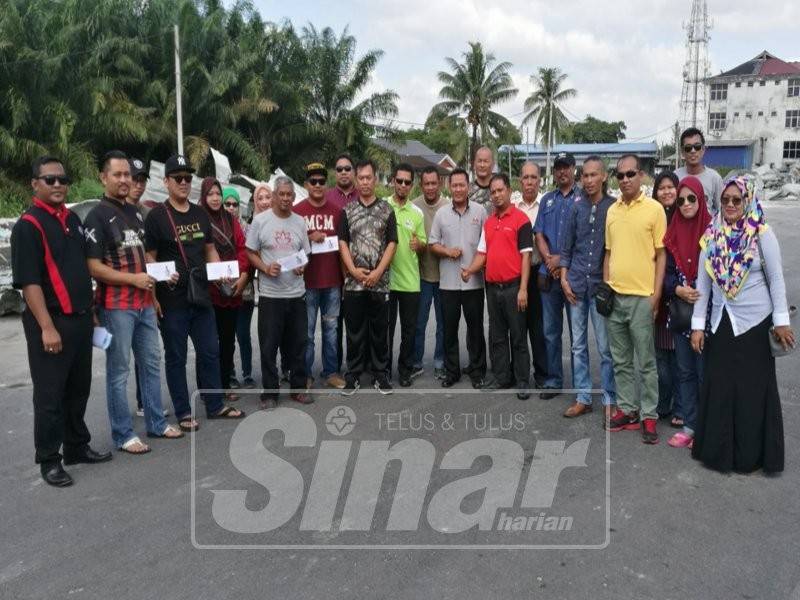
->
[277,250,309,272]
[146,261,176,282]
[310,235,339,254]
[206,260,240,281]
[92,327,112,351]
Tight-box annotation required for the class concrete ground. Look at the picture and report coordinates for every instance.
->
[1,202,800,600]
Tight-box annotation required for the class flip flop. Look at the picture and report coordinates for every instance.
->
[208,406,246,420]
[178,418,200,432]
[670,417,685,428]
[147,424,185,439]
[119,436,151,455]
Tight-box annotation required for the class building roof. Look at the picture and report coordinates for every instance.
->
[499,142,658,158]
[705,139,755,148]
[714,51,800,79]
[373,138,436,157]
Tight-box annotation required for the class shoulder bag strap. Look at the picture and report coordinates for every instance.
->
[162,203,190,269]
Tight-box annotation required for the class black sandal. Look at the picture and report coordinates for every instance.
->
[208,406,246,420]
[670,417,684,428]
[178,418,200,432]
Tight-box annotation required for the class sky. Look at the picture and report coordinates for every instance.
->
[249,0,800,144]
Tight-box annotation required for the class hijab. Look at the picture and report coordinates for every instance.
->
[663,176,711,284]
[652,171,680,224]
[199,176,235,260]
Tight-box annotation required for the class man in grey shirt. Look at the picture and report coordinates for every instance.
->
[675,127,722,213]
[429,168,488,388]
[246,176,312,406]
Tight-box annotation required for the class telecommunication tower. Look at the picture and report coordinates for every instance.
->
[679,0,712,132]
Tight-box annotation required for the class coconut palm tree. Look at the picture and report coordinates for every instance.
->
[427,41,518,163]
[521,67,577,147]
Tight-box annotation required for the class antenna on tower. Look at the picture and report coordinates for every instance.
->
[679,0,712,133]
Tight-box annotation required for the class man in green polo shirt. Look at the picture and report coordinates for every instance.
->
[388,162,427,387]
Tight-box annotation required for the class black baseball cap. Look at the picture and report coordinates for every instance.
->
[553,152,576,168]
[305,162,327,180]
[164,154,195,176]
[129,158,149,179]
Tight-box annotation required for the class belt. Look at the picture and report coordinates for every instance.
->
[486,278,520,289]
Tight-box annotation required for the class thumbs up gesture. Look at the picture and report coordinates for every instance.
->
[409,232,422,252]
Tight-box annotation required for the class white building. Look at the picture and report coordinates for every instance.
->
[704,51,800,168]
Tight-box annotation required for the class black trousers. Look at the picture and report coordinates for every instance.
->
[336,286,345,373]
[214,305,239,390]
[344,290,390,381]
[440,289,487,381]
[257,296,307,397]
[486,282,530,387]
[389,290,420,379]
[526,271,548,385]
[23,310,92,465]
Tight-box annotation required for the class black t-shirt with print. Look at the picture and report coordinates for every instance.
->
[144,202,212,310]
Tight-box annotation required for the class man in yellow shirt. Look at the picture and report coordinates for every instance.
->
[603,154,667,444]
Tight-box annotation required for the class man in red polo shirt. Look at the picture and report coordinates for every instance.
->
[463,173,533,399]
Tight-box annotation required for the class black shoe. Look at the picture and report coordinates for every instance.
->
[41,462,73,487]
[260,393,278,409]
[410,367,425,380]
[63,447,112,465]
[374,378,393,395]
[433,367,446,380]
[228,377,241,389]
[341,378,360,396]
[398,375,412,387]
[479,378,511,391]
[470,377,485,389]
[441,376,460,388]
[516,384,531,401]
[538,388,559,400]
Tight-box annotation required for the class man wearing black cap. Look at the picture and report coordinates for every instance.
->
[533,152,578,399]
[144,154,244,432]
[11,156,112,486]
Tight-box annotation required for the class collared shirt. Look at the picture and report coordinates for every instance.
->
[559,194,615,298]
[412,194,449,282]
[324,186,358,210]
[513,194,543,264]
[387,196,427,293]
[429,201,487,291]
[533,185,580,275]
[84,195,152,310]
[604,192,667,297]
[337,197,398,293]
[477,205,533,283]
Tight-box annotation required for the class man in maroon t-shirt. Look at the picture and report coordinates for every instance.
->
[294,163,346,389]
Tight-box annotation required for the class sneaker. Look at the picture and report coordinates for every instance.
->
[326,374,346,389]
[398,374,412,387]
[374,378,393,395]
[607,409,640,432]
[280,372,290,384]
[342,378,360,396]
[641,418,659,444]
[135,408,144,417]
[242,376,256,389]
[410,367,425,380]
[306,377,314,391]
[667,431,693,448]
[228,377,241,389]
[290,392,314,405]
[433,367,446,380]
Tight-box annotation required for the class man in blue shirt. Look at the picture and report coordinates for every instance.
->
[559,156,616,420]
[533,152,577,398]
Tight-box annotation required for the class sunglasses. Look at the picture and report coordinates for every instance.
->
[721,195,743,207]
[677,194,697,207]
[36,175,71,186]
[307,178,326,186]
[169,174,193,184]
[395,178,413,186]
[615,170,638,181]
[335,166,353,173]
[224,202,238,208]
[683,143,703,153]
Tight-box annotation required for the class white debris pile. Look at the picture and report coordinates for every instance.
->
[755,163,800,201]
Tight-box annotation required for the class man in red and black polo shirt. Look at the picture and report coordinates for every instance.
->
[463,173,533,399]
[85,151,183,455]
[11,156,112,487]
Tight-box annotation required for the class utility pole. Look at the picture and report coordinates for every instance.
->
[545,91,554,188]
[174,24,184,155]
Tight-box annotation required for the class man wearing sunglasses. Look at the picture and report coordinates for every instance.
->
[675,127,722,213]
[11,156,112,486]
[293,163,346,390]
[604,154,667,444]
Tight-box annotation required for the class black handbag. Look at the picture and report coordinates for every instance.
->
[594,282,615,317]
[667,297,694,332]
[163,205,212,308]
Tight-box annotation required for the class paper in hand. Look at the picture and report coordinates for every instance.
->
[310,235,339,254]
[92,327,112,351]
[277,250,309,272]
[146,261,176,282]
[206,260,240,281]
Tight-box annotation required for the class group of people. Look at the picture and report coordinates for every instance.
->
[10,126,794,488]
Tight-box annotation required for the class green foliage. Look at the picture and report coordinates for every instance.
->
[521,67,577,147]
[562,115,626,144]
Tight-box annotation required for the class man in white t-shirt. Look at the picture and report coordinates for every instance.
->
[675,127,722,213]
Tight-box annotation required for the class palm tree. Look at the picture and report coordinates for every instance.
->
[427,42,518,164]
[521,67,577,148]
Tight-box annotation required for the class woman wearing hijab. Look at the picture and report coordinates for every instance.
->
[662,176,711,448]
[199,179,250,401]
[651,171,683,427]
[690,175,795,473]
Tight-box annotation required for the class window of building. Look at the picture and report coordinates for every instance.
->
[758,111,764,116]
[776,80,782,85]
[760,81,766,86]
[783,141,800,159]
[786,110,800,128]
[747,81,754,87]
[789,79,800,97]
[735,82,742,88]
[708,112,727,130]
[772,111,778,117]
[710,83,728,100]
[733,112,740,117]
[745,112,752,118]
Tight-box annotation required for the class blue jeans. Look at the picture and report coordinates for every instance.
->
[541,285,573,388]
[413,280,444,369]
[235,300,255,380]
[568,295,616,406]
[306,287,340,379]
[159,305,224,420]
[101,306,168,447]
[673,333,703,434]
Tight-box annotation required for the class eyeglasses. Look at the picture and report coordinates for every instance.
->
[36,175,71,186]
[395,178,413,186]
[682,143,703,153]
[677,194,697,207]
[169,174,193,184]
[224,202,238,208]
[307,178,326,186]
[614,170,638,181]
[721,195,743,207]
[335,165,353,173]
